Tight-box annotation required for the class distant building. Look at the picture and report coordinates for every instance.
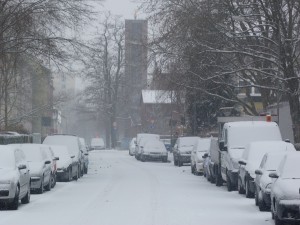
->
[121,19,148,137]
[140,90,182,135]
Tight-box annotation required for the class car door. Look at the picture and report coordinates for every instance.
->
[15,149,28,196]
[41,149,51,184]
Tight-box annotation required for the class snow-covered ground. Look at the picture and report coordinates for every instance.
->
[0,150,274,225]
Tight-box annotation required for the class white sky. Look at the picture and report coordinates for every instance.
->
[102,0,145,19]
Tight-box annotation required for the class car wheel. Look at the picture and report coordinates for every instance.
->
[73,168,79,181]
[191,165,194,174]
[174,158,178,166]
[45,175,52,191]
[51,173,56,188]
[21,184,30,204]
[215,167,223,187]
[178,157,182,167]
[67,168,72,181]
[226,172,233,192]
[9,186,19,210]
[274,214,283,225]
[37,177,44,194]
[258,190,268,211]
[238,177,245,194]
[245,179,254,198]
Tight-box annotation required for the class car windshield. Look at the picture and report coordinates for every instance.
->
[20,145,43,162]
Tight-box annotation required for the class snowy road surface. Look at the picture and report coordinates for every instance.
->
[0,150,274,225]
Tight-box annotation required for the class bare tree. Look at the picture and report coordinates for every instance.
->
[83,13,125,148]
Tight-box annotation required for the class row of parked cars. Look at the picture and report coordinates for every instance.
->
[0,134,90,210]
[129,120,300,225]
[129,133,168,162]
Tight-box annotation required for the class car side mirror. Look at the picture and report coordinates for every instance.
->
[45,160,51,165]
[255,169,263,175]
[269,172,279,179]
[18,164,27,170]
[238,160,247,166]
[219,141,227,151]
[55,157,59,160]
[84,153,88,156]
[71,155,75,159]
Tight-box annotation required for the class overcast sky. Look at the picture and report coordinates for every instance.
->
[102,0,145,19]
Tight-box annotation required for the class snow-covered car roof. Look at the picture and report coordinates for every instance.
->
[225,122,282,148]
[195,138,211,152]
[178,136,199,147]
[43,135,80,156]
[13,144,45,162]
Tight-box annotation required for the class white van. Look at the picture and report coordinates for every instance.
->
[218,121,282,191]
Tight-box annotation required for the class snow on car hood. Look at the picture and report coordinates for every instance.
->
[179,145,193,153]
[28,162,44,175]
[0,168,17,182]
[274,179,300,200]
[144,146,165,153]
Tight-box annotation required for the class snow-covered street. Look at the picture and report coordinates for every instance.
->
[0,150,274,225]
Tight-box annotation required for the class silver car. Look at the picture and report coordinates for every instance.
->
[0,145,31,210]
[12,144,52,194]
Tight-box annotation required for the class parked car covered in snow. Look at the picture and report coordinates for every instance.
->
[135,133,160,160]
[173,136,199,167]
[0,145,31,210]
[129,138,136,156]
[218,121,282,191]
[43,145,59,188]
[90,138,105,150]
[11,144,52,194]
[238,141,295,199]
[202,137,220,184]
[79,138,89,174]
[43,134,82,180]
[50,145,74,181]
[254,151,295,211]
[191,137,210,175]
[140,140,168,162]
[270,152,300,225]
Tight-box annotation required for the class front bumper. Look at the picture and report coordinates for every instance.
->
[30,176,42,189]
[178,154,191,163]
[0,183,16,201]
[277,199,300,221]
[195,162,204,173]
[142,153,167,160]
